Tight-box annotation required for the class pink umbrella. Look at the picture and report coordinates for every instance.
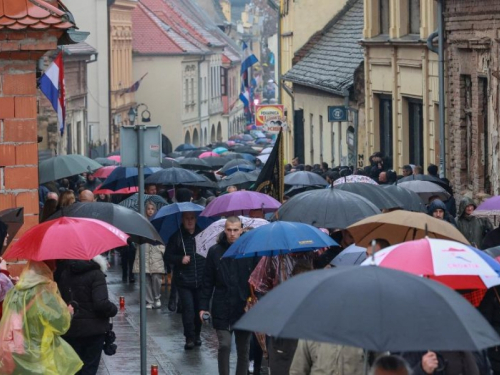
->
[92,166,117,179]
[227,141,236,146]
[199,152,219,158]
[107,155,121,162]
[93,184,138,195]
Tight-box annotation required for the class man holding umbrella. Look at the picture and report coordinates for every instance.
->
[199,216,259,375]
[166,211,205,350]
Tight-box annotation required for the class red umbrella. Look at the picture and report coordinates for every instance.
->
[107,155,121,162]
[92,166,117,179]
[93,184,138,195]
[199,151,219,158]
[3,217,129,261]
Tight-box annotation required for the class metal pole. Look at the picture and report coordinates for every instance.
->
[137,124,147,375]
[277,1,282,104]
[438,0,446,178]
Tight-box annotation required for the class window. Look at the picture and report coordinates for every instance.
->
[184,79,189,105]
[379,96,393,161]
[461,75,472,183]
[77,121,82,155]
[221,67,228,96]
[409,0,421,35]
[479,77,490,193]
[380,0,390,35]
[310,114,314,163]
[190,78,194,103]
[408,99,424,166]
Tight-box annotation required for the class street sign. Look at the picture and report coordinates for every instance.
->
[328,106,348,122]
[255,104,287,132]
[120,125,162,167]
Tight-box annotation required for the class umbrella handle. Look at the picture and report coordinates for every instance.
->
[179,229,187,256]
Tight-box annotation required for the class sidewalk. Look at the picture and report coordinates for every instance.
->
[97,295,180,375]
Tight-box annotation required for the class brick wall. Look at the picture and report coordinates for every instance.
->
[0,29,62,246]
[445,0,500,203]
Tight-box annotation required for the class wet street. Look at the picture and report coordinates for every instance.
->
[97,252,236,375]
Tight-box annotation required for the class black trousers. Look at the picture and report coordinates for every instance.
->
[65,334,106,375]
[120,247,135,279]
[177,286,202,340]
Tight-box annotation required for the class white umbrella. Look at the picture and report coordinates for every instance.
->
[195,216,269,257]
[260,147,273,155]
[398,180,450,204]
[256,154,270,164]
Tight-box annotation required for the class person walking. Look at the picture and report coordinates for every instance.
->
[133,201,166,309]
[456,197,493,248]
[0,261,83,374]
[58,255,117,375]
[427,199,456,227]
[166,211,204,349]
[199,216,259,375]
[370,355,412,375]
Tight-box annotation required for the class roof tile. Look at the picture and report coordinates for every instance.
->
[0,0,73,30]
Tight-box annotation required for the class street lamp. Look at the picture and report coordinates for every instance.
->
[128,107,136,125]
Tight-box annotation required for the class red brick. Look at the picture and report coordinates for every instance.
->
[15,143,37,165]
[4,166,38,189]
[0,193,14,210]
[3,73,36,95]
[14,96,36,119]
[15,191,39,214]
[6,32,27,41]
[0,144,16,166]
[0,41,20,52]
[0,97,15,119]
[3,119,37,142]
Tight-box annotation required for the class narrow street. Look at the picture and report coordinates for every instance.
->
[97,252,228,375]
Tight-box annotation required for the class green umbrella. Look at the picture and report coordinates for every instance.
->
[39,155,102,184]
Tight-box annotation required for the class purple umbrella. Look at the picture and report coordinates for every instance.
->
[201,191,281,217]
[476,196,500,215]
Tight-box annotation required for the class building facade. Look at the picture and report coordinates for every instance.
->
[362,0,440,172]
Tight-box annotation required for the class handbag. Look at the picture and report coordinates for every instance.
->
[103,321,117,356]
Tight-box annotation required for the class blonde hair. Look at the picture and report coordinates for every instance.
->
[59,190,75,208]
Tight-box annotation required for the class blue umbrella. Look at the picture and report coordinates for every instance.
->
[330,244,367,266]
[99,166,162,191]
[151,202,215,244]
[175,143,197,152]
[222,221,338,259]
[240,153,256,162]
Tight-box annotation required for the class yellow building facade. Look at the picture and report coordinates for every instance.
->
[110,0,137,151]
[362,0,442,173]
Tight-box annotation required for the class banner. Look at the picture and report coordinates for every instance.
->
[253,128,284,202]
[255,105,287,132]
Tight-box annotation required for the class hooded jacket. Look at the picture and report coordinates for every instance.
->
[133,243,165,274]
[199,232,259,330]
[58,256,117,338]
[456,197,493,248]
[0,261,83,375]
[427,199,457,227]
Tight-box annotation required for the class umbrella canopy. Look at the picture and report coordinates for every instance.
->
[334,183,404,210]
[233,146,259,155]
[3,217,129,261]
[202,156,231,169]
[92,166,117,179]
[256,154,270,164]
[182,174,218,189]
[0,207,23,250]
[199,151,219,158]
[380,185,426,212]
[276,188,379,229]
[234,266,500,352]
[99,167,162,191]
[151,203,213,244]
[213,147,228,154]
[260,147,273,155]
[331,244,366,266]
[195,217,269,257]
[482,228,500,249]
[475,196,500,215]
[107,155,121,163]
[179,157,212,171]
[362,238,500,290]
[145,167,206,185]
[242,134,253,141]
[221,152,245,160]
[182,150,205,158]
[398,181,450,203]
[485,245,500,262]
[284,171,328,187]
[94,157,118,166]
[220,159,255,175]
[218,171,257,189]
[161,158,181,169]
[332,175,378,186]
[175,143,197,152]
[49,202,163,245]
[239,153,256,162]
[398,174,452,193]
[347,210,470,247]
[214,142,229,148]
[93,184,139,195]
[201,191,281,217]
[222,221,337,259]
[39,155,102,184]
[118,194,168,212]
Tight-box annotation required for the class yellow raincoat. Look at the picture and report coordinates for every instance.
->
[0,261,83,375]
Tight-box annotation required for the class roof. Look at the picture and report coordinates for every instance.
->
[283,0,364,96]
[0,0,73,30]
[63,41,97,56]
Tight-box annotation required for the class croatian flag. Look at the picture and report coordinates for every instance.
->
[39,52,66,135]
[239,42,258,109]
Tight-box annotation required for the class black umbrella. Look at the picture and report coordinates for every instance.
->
[167,151,183,159]
[221,152,245,160]
[482,228,500,249]
[39,155,102,184]
[203,156,231,169]
[380,185,426,212]
[161,158,181,169]
[49,202,163,244]
[284,171,327,187]
[0,207,24,251]
[182,174,218,189]
[233,145,260,155]
[214,142,229,148]
[284,185,323,197]
[220,159,255,174]
[334,183,404,210]
[118,194,168,212]
[219,171,257,189]
[145,167,206,185]
[175,143,197,152]
[179,157,212,171]
[94,157,118,166]
[234,267,500,352]
[398,174,452,194]
[183,150,205,158]
[277,188,379,229]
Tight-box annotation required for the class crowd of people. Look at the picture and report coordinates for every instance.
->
[1,147,500,375]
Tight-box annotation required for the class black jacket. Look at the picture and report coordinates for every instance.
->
[398,351,490,375]
[479,287,500,372]
[199,233,259,330]
[58,260,117,338]
[166,225,204,289]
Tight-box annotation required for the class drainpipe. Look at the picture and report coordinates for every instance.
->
[107,0,115,153]
[427,0,446,178]
[197,55,206,145]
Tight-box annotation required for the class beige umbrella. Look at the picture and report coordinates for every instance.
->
[347,211,469,247]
